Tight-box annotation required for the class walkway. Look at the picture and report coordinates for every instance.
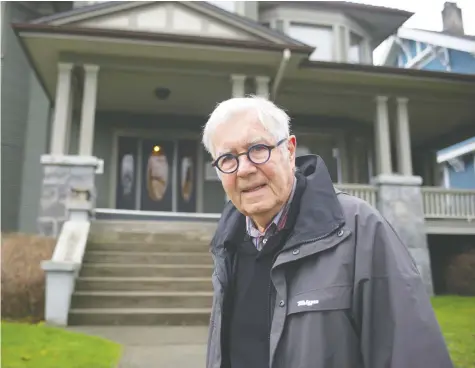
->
[68,326,208,368]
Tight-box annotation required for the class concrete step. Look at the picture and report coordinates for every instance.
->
[80,264,213,278]
[83,251,213,265]
[71,291,213,309]
[75,277,213,292]
[89,220,217,246]
[86,242,210,253]
[68,308,212,326]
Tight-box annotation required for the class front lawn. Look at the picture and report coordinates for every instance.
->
[1,322,122,368]
[432,296,475,368]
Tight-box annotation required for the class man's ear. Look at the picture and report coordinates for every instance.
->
[288,135,297,160]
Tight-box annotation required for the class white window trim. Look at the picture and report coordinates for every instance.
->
[348,29,366,64]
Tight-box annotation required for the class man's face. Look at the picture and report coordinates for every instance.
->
[212,111,296,219]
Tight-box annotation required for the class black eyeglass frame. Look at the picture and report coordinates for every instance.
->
[211,138,288,174]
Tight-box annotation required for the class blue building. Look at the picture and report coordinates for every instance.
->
[380,2,475,74]
[437,137,475,189]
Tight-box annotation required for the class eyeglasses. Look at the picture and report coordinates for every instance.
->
[212,138,287,174]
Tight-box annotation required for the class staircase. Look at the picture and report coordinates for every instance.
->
[68,219,217,326]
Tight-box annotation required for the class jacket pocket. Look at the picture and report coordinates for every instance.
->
[287,285,352,314]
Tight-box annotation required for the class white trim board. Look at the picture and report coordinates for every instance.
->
[379,29,475,66]
[437,140,475,163]
[397,28,475,54]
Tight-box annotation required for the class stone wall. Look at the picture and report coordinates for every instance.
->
[38,155,99,237]
[373,174,434,296]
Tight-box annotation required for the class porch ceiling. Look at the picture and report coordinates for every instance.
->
[94,68,231,116]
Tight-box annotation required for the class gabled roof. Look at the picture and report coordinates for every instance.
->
[380,28,475,66]
[437,136,475,163]
[30,1,307,47]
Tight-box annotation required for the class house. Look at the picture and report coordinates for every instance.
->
[437,136,475,189]
[379,1,475,189]
[2,1,475,325]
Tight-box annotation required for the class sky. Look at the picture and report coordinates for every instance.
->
[333,0,475,63]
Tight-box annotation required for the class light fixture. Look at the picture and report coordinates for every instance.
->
[154,87,171,100]
[153,145,161,153]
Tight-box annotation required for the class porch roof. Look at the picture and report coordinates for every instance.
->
[14,22,475,150]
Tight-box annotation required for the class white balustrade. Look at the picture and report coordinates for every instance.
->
[422,187,475,220]
[335,183,378,208]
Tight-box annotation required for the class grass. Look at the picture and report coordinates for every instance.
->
[432,296,475,368]
[1,321,123,368]
[0,297,473,368]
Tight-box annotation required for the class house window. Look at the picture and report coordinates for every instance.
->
[288,23,333,61]
[348,31,364,63]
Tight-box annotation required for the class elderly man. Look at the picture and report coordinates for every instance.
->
[202,96,452,368]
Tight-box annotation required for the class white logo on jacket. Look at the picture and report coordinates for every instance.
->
[297,299,319,307]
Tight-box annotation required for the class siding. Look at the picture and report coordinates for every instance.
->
[17,75,51,233]
[448,49,475,74]
[447,153,475,189]
[1,4,36,231]
[422,57,446,72]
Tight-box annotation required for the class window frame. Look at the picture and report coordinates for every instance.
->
[287,22,335,62]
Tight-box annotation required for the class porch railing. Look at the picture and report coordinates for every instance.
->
[422,187,475,220]
[335,183,378,208]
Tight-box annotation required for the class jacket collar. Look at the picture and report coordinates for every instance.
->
[210,155,345,255]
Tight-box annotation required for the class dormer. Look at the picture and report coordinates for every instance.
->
[258,1,411,64]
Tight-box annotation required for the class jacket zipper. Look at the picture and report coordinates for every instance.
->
[267,223,344,368]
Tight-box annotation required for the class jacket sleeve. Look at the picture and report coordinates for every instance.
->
[352,206,453,368]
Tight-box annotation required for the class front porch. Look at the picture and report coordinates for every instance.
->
[17,31,475,232]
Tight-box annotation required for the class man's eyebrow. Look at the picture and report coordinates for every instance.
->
[216,136,268,157]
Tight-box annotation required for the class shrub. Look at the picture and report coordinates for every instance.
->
[1,233,55,322]
[446,248,475,296]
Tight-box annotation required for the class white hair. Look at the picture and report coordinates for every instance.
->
[202,95,291,158]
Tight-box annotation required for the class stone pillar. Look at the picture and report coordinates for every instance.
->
[255,76,270,98]
[50,63,73,155]
[374,96,392,175]
[373,174,434,296]
[395,97,413,176]
[231,74,246,98]
[37,155,100,237]
[79,64,99,156]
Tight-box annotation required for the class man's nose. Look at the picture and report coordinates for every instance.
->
[236,155,257,177]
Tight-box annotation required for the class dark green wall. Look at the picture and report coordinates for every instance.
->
[1,3,51,233]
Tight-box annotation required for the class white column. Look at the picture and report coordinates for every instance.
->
[50,63,73,155]
[374,96,392,175]
[333,25,343,62]
[255,76,270,98]
[224,74,247,203]
[395,97,413,176]
[231,74,246,98]
[79,64,99,156]
[64,78,75,154]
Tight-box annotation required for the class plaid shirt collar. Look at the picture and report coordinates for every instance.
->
[246,177,296,249]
